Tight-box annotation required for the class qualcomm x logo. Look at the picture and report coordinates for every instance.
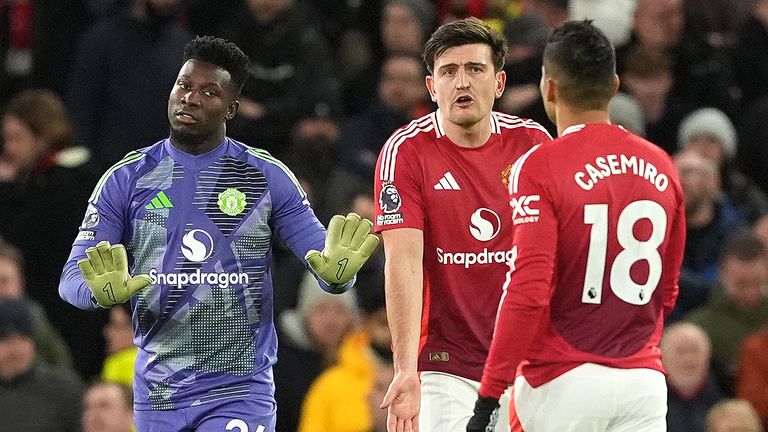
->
[510,195,540,218]
[434,172,461,190]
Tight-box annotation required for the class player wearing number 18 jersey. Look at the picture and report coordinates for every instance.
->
[468,21,685,432]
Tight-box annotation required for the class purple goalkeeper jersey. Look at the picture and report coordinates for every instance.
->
[59,138,337,411]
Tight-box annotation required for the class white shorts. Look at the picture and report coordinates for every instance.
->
[419,371,512,432]
[511,363,667,432]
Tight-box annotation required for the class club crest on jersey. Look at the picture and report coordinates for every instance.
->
[501,164,512,186]
[379,182,402,214]
[218,188,246,216]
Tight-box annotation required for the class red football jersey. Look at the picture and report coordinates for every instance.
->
[374,110,552,381]
[480,124,685,397]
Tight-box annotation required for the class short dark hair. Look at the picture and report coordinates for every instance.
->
[422,17,508,75]
[183,36,251,96]
[721,230,767,265]
[543,20,616,109]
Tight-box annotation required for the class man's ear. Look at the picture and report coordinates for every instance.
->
[495,70,506,99]
[226,100,240,120]
[425,75,437,102]
[544,77,557,104]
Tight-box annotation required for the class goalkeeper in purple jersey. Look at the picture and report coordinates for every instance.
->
[58,36,378,432]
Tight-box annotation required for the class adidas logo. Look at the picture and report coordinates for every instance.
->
[433,172,461,190]
[146,191,174,210]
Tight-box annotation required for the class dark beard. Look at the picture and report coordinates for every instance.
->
[169,127,208,150]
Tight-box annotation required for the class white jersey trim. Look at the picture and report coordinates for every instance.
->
[509,144,543,194]
[493,112,554,140]
[379,114,435,182]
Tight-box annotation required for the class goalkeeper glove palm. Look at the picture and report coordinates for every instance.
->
[306,212,380,285]
[77,240,152,308]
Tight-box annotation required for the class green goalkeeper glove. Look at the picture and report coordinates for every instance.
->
[77,240,153,308]
[305,212,380,286]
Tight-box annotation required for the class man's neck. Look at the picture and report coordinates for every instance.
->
[169,132,225,156]
[442,113,492,148]
[555,104,611,137]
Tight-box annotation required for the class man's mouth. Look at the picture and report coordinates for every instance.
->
[174,110,198,124]
[454,95,474,108]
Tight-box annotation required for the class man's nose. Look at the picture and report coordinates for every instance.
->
[456,69,470,89]
[181,90,201,106]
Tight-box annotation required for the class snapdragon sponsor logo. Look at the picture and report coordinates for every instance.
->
[436,207,515,268]
[149,228,249,288]
[149,268,249,289]
[436,247,517,268]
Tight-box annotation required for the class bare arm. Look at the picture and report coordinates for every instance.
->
[380,227,424,432]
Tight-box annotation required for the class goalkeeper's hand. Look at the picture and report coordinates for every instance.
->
[466,395,501,432]
[305,212,380,286]
[77,240,152,308]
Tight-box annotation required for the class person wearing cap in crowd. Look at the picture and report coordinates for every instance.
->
[0,298,83,432]
[678,107,768,224]
[273,273,358,432]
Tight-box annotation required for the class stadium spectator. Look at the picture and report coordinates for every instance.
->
[100,303,136,386]
[82,381,134,432]
[678,107,768,225]
[618,0,738,141]
[676,149,745,287]
[275,274,358,432]
[497,12,554,135]
[343,0,435,115]
[686,230,768,394]
[222,0,340,159]
[0,240,72,371]
[706,399,764,432]
[663,322,725,432]
[0,298,83,432]
[67,0,191,165]
[620,44,690,153]
[0,88,102,378]
[326,54,430,218]
[0,0,90,100]
[737,324,768,428]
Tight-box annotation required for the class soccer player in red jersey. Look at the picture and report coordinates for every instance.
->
[467,20,685,432]
[374,17,552,432]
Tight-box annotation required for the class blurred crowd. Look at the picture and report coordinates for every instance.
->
[1,0,768,431]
